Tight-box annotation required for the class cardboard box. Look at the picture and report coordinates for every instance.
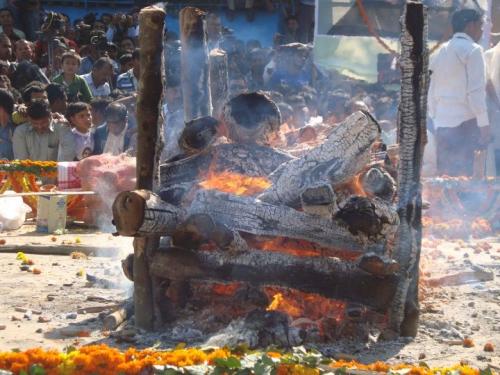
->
[58,162,81,190]
[36,195,67,233]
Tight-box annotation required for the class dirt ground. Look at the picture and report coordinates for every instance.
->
[0,225,499,368]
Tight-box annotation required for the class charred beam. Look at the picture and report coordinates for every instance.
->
[150,248,398,311]
[189,190,384,253]
[389,1,429,337]
[258,111,380,207]
[180,7,212,121]
[133,5,166,331]
[209,48,229,119]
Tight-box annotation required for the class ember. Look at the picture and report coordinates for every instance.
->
[265,287,346,322]
[199,170,271,196]
[247,235,360,260]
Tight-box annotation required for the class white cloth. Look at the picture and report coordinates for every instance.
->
[72,128,94,160]
[81,73,111,97]
[428,33,489,129]
[103,127,127,155]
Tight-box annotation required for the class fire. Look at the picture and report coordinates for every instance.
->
[211,282,243,296]
[336,174,367,197]
[264,287,346,322]
[247,235,360,260]
[199,170,271,196]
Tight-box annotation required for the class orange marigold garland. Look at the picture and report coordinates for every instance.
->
[0,345,494,375]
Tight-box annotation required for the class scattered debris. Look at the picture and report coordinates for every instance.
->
[0,325,6,330]
[0,239,6,245]
[32,268,42,274]
[463,338,475,348]
[484,343,495,352]
[38,316,51,323]
[66,313,77,319]
[70,251,87,260]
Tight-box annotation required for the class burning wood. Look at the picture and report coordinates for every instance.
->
[149,247,398,311]
[115,3,426,340]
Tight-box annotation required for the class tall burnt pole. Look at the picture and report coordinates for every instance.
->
[133,5,165,330]
[389,0,429,337]
[179,7,213,122]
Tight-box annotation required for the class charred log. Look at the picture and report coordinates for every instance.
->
[209,48,229,119]
[150,248,398,311]
[189,190,384,253]
[112,190,183,236]
[258,111,380,207]
[358,253,400,277]
[172,213,249,252]
[222,92,281,144]
[300,184,338,217]
[335,196,399,239]
[179,116,219,155]
[112,188,385,254]
[361,165,396,201]
[180,7,212,121]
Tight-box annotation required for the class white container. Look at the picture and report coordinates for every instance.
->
[36,195,67,233]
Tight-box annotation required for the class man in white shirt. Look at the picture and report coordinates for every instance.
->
[429,8,492,176]
[81,57,113,97]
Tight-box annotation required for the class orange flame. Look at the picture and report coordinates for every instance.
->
[247,236,360,260]
[199,170,271,196]
[337,174,367,197]
[264,287,346,322]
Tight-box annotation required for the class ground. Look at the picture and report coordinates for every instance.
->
[0,225,499,369]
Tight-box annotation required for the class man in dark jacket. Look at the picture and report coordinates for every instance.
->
[93,102,134,155]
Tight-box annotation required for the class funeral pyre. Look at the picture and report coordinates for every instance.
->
[112,92,403,345]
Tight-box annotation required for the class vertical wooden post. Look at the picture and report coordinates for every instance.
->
[180,7,212,122]
[209,48,229,119]
[134,5,165,331]
[389,0,429,337]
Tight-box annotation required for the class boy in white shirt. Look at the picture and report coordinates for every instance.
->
[66,102,94,160]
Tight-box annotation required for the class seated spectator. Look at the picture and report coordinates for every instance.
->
[268,44,311,90]
[46,83,68,114]
[78,32,107,75]
[119,37,135,54]
[12,81,47,125]
[276,15,301,45]
[81,57,113,97]
[0,8,25,42]
[118,53,133,74]
[93,102,133,155]
[90,97,112,128]
[12,99,75,161]
[53,51,93,103]
[66,102,93,160]
[0,32,12,61]
[0,88,15,159]
[116,48,139,93]
[10,58,50,90]
[14,39,32,62]
[106,13,130,43]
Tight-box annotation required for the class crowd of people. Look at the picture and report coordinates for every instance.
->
[0,1,498,178]
[0,1,399,166]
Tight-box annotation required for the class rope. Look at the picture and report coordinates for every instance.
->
[355,0,446,56]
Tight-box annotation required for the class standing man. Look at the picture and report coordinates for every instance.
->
[429,9,492,176]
